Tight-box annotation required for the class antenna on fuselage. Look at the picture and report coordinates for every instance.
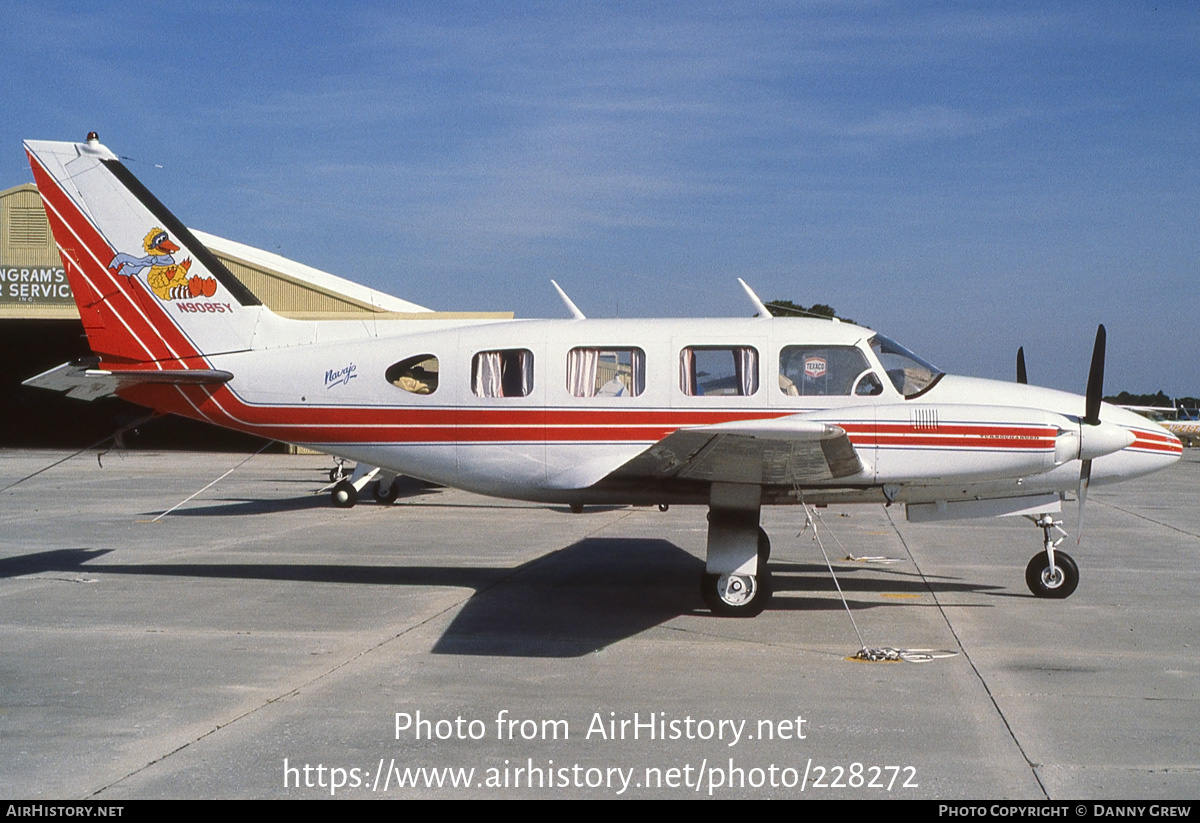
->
[550,280,586,320]
[737,278,772,318]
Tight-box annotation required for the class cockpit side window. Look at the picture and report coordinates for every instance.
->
[869,334,943,398]
[778,345,871,396]
[386,354,439,395]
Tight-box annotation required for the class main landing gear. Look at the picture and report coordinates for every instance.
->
[702,569,771,616]
[701,483,773,617]
[1025,514,1080,598]
[329,464,399,508]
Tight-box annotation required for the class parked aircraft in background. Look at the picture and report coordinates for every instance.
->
[22,135,1182,616]
[1114,406,1200,448]
[1159,410,1200,447]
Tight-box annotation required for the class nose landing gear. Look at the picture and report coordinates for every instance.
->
[1025,514,1079,598]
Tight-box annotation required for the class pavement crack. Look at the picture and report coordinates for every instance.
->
[885,508,1052,801]
[87,587,475,798]
[1094,500,1200,540]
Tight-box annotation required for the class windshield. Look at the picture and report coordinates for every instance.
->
[868,334,943,398]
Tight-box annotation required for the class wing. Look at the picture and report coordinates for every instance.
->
[607,416,864,486]
[544,415,865,490]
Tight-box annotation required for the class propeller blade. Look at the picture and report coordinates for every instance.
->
[1078,324,1106,545]
[1016,347,1027,384]
[1077,458,1092,545]
[1084,324,1106,426]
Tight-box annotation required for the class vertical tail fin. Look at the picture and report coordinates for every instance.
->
[24,136,265,367]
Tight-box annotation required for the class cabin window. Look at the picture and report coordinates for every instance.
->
[567,348,645,397]
[386,354,439,395]
[680,347,758,396]
[778,346,871,396]
[472,349,533,398]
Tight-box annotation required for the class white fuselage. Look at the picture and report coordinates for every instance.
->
[131,315,1180,507]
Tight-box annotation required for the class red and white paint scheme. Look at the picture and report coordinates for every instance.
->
[23,135,1182,616]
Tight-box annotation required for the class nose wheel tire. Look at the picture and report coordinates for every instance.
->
[702,569,772,617]
[1025,550,1079,599]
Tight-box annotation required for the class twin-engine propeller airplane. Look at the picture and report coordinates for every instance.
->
[22,135,1182,616]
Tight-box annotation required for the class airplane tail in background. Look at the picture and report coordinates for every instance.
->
[24,136,267,368]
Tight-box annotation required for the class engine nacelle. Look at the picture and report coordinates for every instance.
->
[1054,421,1136,465]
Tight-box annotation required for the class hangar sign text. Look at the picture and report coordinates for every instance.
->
[0,267,72,304]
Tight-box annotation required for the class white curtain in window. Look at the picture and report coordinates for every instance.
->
[629,348,645,396]
[566,348,600,397]
[737,347,758,395]
[473,351,503,398]
[680,348,696,395]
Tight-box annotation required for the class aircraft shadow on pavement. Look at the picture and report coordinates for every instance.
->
[431,538,700,657]
[0,543,697,657]
[768,560,1000,598]
[0,547,500,589]
[1,543,1001,657]
[142,482,444,517]
[147,495,331,516]
[432,544,1000,655]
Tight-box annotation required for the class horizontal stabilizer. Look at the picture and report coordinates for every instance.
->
[24,360,233,401]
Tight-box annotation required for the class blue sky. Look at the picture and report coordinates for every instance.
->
[3,2,1197,396]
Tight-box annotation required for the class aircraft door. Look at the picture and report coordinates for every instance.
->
[773,344,879,483]
[456,344,546,494]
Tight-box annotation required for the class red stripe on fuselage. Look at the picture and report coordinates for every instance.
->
[121,384,1067,450]
[840,421,1056,450]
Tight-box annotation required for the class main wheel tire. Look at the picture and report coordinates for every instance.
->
[331,480,358,509]
[374,480,399,505]
[701,569,772,617]
[1025,550,1079,599]
[757,527,771,564]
